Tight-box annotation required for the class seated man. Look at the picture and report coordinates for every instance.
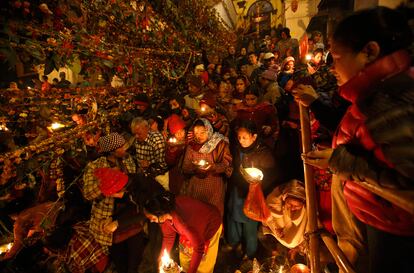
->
[259,180,306,253]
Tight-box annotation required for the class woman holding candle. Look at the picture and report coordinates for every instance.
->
[182,118,232,217]
[144,192,222,273]
[226,120,280,260]
[232,85,280,149]
[298,7,414,273]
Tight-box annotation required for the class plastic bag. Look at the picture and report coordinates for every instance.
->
[243,182,271,222]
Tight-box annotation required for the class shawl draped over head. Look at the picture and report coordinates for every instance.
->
[196,118,227,154]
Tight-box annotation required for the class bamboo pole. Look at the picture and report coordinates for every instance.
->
[299,104,320,273]
[320,233,356,273]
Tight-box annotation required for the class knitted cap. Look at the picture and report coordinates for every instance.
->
[98,133,126,153]
[195,64,205,71]
[263,52,275,60]
[94,168,129,196]
[282,56,295,68]
[168,114,186,135]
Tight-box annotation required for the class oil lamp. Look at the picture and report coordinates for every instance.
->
[168,137,177,144]
[244,167,263,181]
[0,242,13,255]
[160,249,180,273]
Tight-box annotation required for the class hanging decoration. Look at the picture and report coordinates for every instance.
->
[0,0,234,82]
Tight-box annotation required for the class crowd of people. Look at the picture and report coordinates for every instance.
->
[0,5,413,273]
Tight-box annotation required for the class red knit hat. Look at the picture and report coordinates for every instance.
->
[168,114,186,134]
[94,168,128,197]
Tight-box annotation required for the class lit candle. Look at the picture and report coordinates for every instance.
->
[0,123,9,131]
[0,242,13,255]
[305,54,312,61]
[200,106,206,112]
[161,249,172,268]
[244,167,263,181]
[160,249,180,273]
[198,159,207,167]
[51,122,64,130]
[169,137,177,144]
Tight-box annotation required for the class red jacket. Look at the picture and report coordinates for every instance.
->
[235,102,279,136]
[330,50,414,236]
[160,196,221,273]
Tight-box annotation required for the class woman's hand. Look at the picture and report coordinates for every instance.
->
[103,220,118,233]
[292,84,319,107]
[301,148,333,170]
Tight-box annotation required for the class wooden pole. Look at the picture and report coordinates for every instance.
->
[299,104,320,273]
[320,233,356,273]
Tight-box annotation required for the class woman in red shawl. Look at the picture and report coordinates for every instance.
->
[233,85,279,148]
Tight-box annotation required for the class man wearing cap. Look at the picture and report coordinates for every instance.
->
[259,69,284,105]
[263,52,281,74]
[91,168,146,273]
[130,117,169,190]
[82,132,136,247]
[194,64,209,86]
[184,75,205,112]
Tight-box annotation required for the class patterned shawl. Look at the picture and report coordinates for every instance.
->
[198,118,227,154]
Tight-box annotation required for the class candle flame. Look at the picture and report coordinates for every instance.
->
[198,159,206,166]
[0,124,9,131]
[169,137,177,143]
[51,122,64,130]
[201,106,206,112]
[305,54,312,61]
[161,249,171,267]
[0,242,13,254]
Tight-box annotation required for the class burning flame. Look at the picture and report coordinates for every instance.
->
[305,54,312,61]
[169,137,177,144]
[51,122,64,130]
[0,242,13,255]
[198,159,207,166]
[0,123,9,131]
[160,249,172,270]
